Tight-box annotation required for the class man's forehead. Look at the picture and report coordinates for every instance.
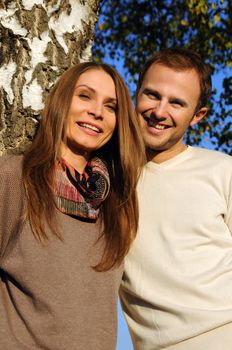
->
[141,64,200,91]
[143,63,199,82]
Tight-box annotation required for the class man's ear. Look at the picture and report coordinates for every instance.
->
[190,107,208,126]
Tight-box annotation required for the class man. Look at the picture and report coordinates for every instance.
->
[120,48,232,350]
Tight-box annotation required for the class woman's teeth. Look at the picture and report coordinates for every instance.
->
[78,123,101,133]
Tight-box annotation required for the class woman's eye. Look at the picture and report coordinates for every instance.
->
[78,93,89,99]
[106,105,116,112]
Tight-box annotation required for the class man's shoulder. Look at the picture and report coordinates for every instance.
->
[191,146,232,164]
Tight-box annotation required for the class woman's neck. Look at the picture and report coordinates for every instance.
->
[60,142,90,174]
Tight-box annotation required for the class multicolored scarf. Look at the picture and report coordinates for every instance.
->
[54,157,110,221]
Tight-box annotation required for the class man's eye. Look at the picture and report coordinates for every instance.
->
[171,100,183,107]
[145,91,160,99]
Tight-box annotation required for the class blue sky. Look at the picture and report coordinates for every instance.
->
[116,300,133,350]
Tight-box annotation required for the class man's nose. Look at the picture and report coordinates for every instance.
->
[151,102,167,119]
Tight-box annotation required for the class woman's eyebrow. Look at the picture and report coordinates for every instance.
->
[106,97,117,103]
[75,84,95,92]
[75,84,117,103]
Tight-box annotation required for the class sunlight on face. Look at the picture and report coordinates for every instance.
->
[61,68,117,169]
[137,63,207,162]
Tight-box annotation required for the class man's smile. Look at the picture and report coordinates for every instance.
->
[143,114,171,130]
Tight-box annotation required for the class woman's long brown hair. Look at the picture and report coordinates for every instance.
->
[22,62,145,271]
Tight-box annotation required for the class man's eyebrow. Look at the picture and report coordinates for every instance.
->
[142,87,160,95]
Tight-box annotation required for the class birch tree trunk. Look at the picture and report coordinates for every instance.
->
[0,0,100,154]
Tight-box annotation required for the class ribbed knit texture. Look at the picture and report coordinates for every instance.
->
[0,155,123,350]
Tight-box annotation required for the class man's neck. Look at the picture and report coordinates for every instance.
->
[147,144,188,164]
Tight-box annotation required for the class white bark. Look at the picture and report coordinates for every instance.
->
[0,0,100,154]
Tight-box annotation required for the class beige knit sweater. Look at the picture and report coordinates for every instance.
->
[0,155,123,350]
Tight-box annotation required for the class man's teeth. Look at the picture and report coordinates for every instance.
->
[154,124,165,130]
[79,123,100,132]
[148,120,166,130]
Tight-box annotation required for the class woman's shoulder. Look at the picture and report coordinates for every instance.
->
[0,154,24,186]
[0,154,24,173]
[0,155,24,259]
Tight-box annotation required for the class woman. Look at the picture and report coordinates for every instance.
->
[0,63,145,349]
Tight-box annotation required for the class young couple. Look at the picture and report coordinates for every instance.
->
[0,48,231,350]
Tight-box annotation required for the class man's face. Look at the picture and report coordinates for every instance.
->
[136,63,207,162]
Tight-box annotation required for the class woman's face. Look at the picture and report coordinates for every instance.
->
[64,68,117,156]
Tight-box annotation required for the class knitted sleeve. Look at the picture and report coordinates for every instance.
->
[0,155,24,264]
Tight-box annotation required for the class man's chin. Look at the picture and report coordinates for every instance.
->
[145,143,166,152]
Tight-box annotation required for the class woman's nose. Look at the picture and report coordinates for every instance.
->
[88,101,103,119]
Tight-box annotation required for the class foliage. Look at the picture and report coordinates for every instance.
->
[93,0,232,154]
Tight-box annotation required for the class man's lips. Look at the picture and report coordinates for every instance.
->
[143,116,171,130]
[77,121,103,133]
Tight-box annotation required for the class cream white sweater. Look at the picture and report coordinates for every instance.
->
[120,146,232,350]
